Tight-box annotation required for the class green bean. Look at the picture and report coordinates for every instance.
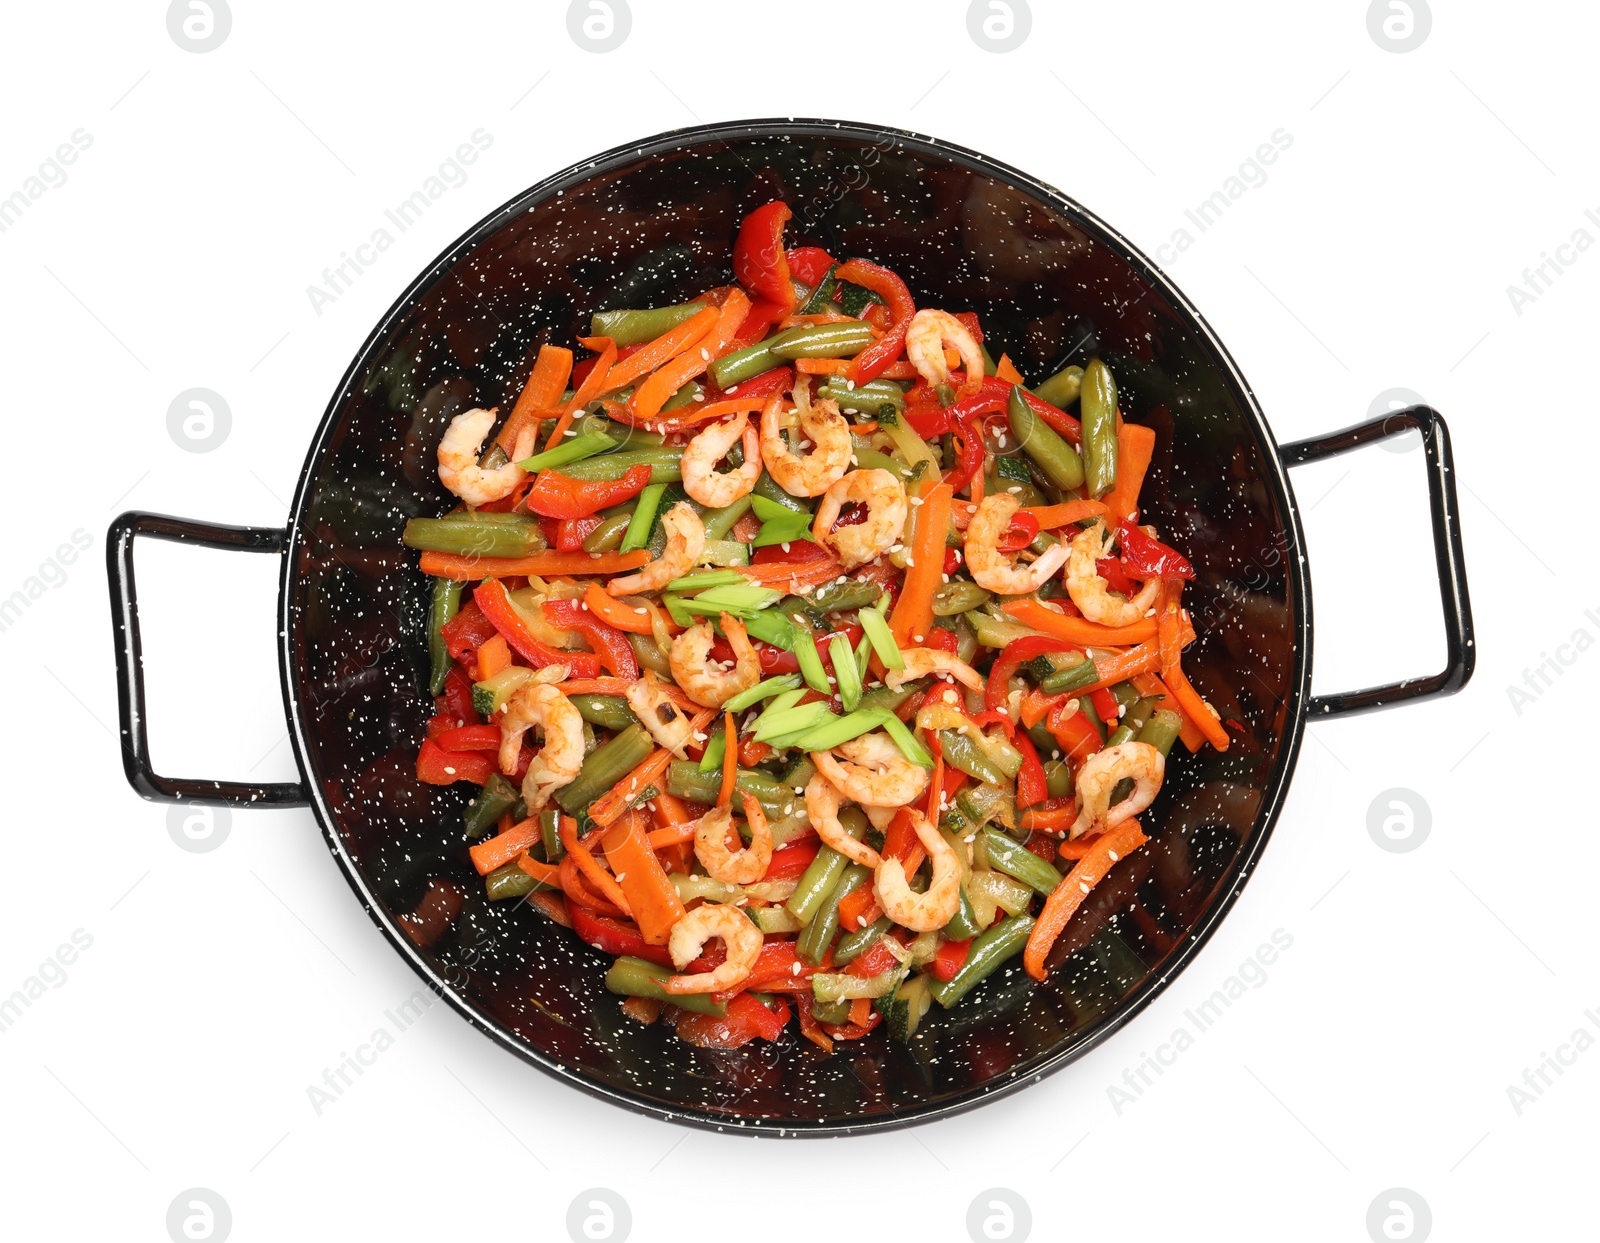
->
[662,380,703,412]
[703,495,752,541]
[590,301,708,347]
[404,514,546,559]
[568,694,637,731]
[1137,708,1184,757]
[754,472,809,514]
[944,886,984,941]
[427,577,463,695]
[929,914,1036,1008]
[518,431,619,474]
[540,809,565,862]
[797,863,871,965]
[605,956,727,1015]
[1041,655,1101,695]
[463,773,519,838]
[924,578,987,621]
[769,322,875,360]
[981,829,1063,897]
[709,338,781,389]
[820,378,907,411]
[665,761,795,822]
[787,817,868,924]
[805,578,884,615]
[833,916,892,966]
[1106,695,1161,747]
[485,859,550,901]
[560,447,684,484]
[575,413,669,448]
[1007,385,1085,491]
[965,608,1042,649]
[1043,757,1073,798]
[851,445,913,479]
[555,724,655,816]
[1080,359,1119,498]
[938,729,1009,786]
[1032,364,1084,408]
[581,511,633,553]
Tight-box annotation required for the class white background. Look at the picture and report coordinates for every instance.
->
[1,2,1592,1239]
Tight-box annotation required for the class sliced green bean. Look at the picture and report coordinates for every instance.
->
[605,956,726,1015]
[662,380,703,412]
[981,829,1063,897]
[463,773,519,838]
[709,338,781,389]
[833,917,893,966]
[702,494,753,541]
[937,729,1009,786]
[540,809,565,862]
[665,761,794,822]
[932,580,990,617]
[1007,385,1085,491]
[427,577,463,695]
[819,378,908,412]
[581,511,634,553]
[560,447,684,484]
[1080,359,1119,499]
[485,859,550,901]
[1041,655,1101,695]
[787,816,867,925]
[590,301,708,347]
[404,514,545,559]
[769,322,875,360]
[929,914,1036,1008]
[1032,364,1084,408]
[1137,708,1184,757]
[797,863,871,965]
[555,724,655,816]
[568,694,636,731]
[516,431,618,473]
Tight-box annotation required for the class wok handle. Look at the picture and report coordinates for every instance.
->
[107,511,309,807]
[1282,406,1475,719]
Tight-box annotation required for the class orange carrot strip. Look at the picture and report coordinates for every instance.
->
[1131,671,1206,753]
[541,336,617,452]
[1023,819,1149,980]
[590,709,717,829]
[559,817,633,915]
[629,291,750,419]
[1161,659,1229,752]
[848,997,872,1027]
[1020,802,1077,832]
[836,886,877,933]
[469,817,542,876]
[557,851,627,917]
[582,582,657,635]
[994,353,1025,385]
[646,821,697,850]
[612,395,767,433]
[597,305,720,397]
[1101,423,1157,524]
[558,677,633,697]
[737,556,848,589]
[529,888,572,927]
[1022,500,1108,530]
[888,482,952,647]
[794,358,849,375]
[515,853,562,886]
[601,809,686,944]
[497,343,574,454]
[476,633,511,679]
[651,792,695,826]
[1004,597,1157,646]
[417,549,648,581]
[718,712,737,808]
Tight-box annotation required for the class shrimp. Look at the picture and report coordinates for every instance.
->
[811,469,908,568]
[437,407,526,506]
[497,683,585,808]
[624,670,698,758]
[804,773,882,870]
[884,647,984,694]
[669,614,761,708]
[606,502,704,596]
[964,492,1071,595]
[1070,741,1165,839]
[693,793,773,886]
[905,309,984,393]
[681,416,761,508]
[759,391,850,497]
[872,810,961,932]
[665,901,764,994]
[811,731,930,807]
[1065,520,1160,626]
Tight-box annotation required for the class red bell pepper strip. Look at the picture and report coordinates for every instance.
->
[1096,556,1140,598]
[416,739,496,786]
[1090,686,1122,725]
[918,627,958,656]
[433,724,500,753]
[984,634,1084,713]
[942,379,1013,493]
[567,903,674,968]
[571,342,643,388]
[953,311,985,344]
[733,201,795,311]
[1048,699,1103,762]
[929,937,972,982]
[435,665,481,725]
[1117,516,1196,580]
[834,259,915,385]
[846,933,906,979]
[542,598,639,679]
[523,464,651,521]
[999,510,1040,552]
[785,246,836,288]
[750,538,832,566]
[440,602,499,664]
[472,579,603,678]
[732,297,788,347]
[1013,730,1048,810]
[549,515,603,552]
[764,837,822,882]
[717,364,792,400]
[903,401,952,439]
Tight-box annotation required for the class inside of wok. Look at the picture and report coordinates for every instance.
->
[287,128,1301,1128]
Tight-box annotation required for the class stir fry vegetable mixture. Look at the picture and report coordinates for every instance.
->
[406,200,1229,1051]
